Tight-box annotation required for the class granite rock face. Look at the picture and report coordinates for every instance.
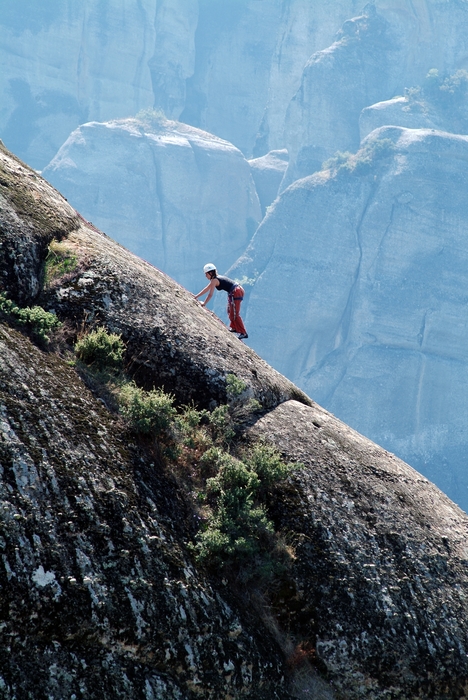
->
[0,325,288,700]
[230,126,468,512]
[282,5,398,187]
[0,0,359,167]
[360,97,441,140]
[3,142,468,698]
[42,117,261,293]
[179,0,358,157]
[149,0,199,120]
[249,400,468,700]
[3,0,468,172]
[248,149,289,215]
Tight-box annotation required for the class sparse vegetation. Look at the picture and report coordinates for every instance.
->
[323,138,395,176]
[193,442,297,581]
[207,403,235,444]
[226,373,247,399]
[44,239,78,286]
[404,68,468,133]
[74,326,125,371]
[71,327,300,585]
[119,382,177,437]
[0,292,61,345]
[136,107,167,131]
[233,274,258,288]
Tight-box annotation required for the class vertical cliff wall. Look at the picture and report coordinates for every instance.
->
[0,0,156,169]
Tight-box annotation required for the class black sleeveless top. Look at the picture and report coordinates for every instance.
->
[215,275,237,294]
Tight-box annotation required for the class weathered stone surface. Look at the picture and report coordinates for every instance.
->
[179,0,358,157]
[2,139,468,698]
[4,0,468,173]
[0,0,358,166]
[0,141,80,303]
[0,324,294,699]
[42,117,261,294]
[252,0,360,155]
[0,0,156,169]
[149,0,199,119]
[249,400,468,699]
[360,96,441,140]
[230,126,468,513]
[248,150,288,216]
[282,5,397,187]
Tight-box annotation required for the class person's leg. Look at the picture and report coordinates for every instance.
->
[227,297,236,330]
[231,296,247,335]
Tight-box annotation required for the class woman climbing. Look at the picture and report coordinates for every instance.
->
[194,263,248,340]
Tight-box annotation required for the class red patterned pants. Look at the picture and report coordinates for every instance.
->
[227,286,247,335]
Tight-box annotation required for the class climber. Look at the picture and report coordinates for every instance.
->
[194,263,248,340]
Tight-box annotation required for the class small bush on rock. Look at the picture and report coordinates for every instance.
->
[75,327,125,371]
[194,445,295,579]
[323,138,395,176]
[208,404,235,444]
[226,373,247,399]
[195,455,273,568]
[245,443,296,490]
[119,382,176,437]
[44,239,78,286]
[0,293,61,345]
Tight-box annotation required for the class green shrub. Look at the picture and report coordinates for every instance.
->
[233,274,257,288]
[198,446,225,476]
[208,404,235,444]
[322,150,353,173]
[175,404,210,450]
[195,455,274,568]
[136,107,167,131]
[245,443,294,489]
[246,398,262,413]
[0,292,61,345]
[226,373,247,399]
[119,382,176,436]
[323,139,395,177]
[74,327,125,370]
[424,68,468,106]
[206,454,260,502]
[195,504,273,567]
[44,239,78,286]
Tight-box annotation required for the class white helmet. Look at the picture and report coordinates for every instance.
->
[203,263,216,273]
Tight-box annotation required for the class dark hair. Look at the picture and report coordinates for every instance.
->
[208,269,217,279]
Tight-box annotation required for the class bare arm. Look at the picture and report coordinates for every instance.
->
[193,282,211,300]
[194,279,217,306]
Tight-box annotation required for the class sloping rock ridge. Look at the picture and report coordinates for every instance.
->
[2,143,468,698]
